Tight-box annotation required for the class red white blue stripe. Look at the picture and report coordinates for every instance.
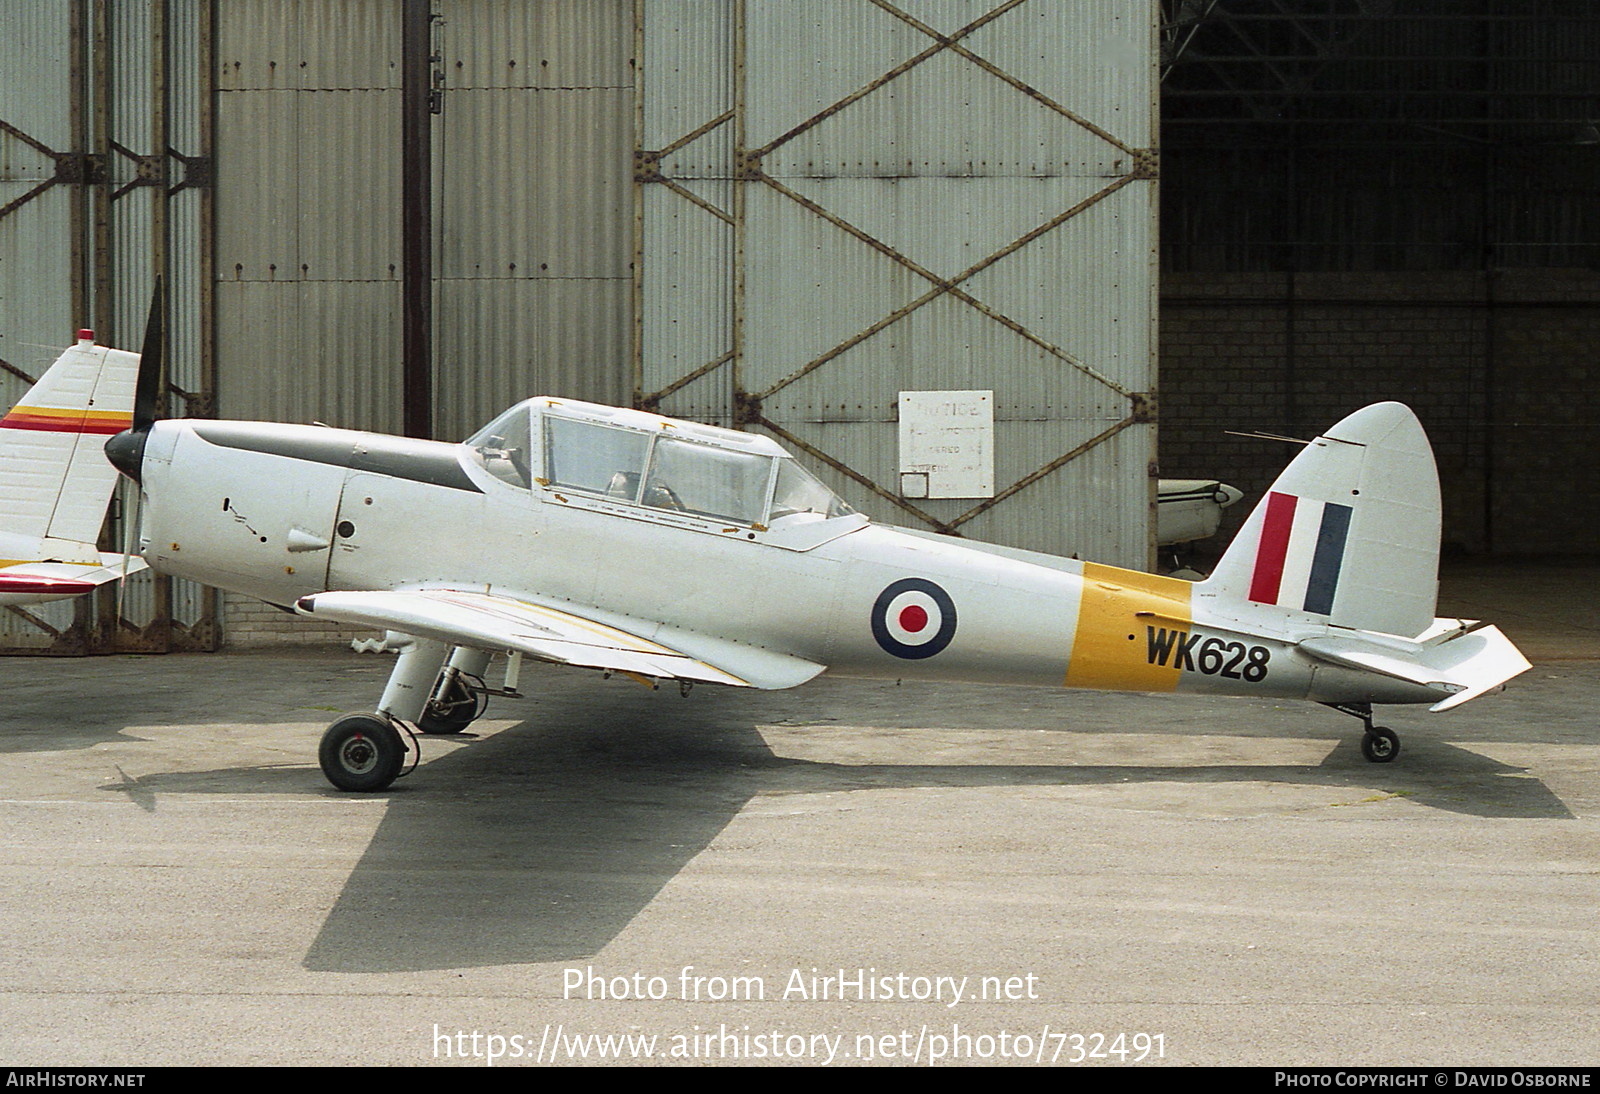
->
[1248,491,1353,616]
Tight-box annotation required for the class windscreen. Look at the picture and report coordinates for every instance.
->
[770,458,855,520]
[466,406,533,489]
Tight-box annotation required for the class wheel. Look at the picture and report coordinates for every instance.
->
[417,676,480,735]
[319,713,406,791]
[1361,726,1400,764]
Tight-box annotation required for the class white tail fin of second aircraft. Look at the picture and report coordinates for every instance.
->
[0,332,145,604]
[1201,402,1441,639]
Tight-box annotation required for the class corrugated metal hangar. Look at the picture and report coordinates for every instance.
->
[0,0,1595,651]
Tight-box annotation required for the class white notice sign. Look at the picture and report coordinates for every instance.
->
[897,390,994,499]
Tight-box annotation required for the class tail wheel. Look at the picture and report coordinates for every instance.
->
[1361,727,1400,764]
[320,713,406,791]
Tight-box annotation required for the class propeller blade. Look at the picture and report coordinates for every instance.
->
[107,279,164,483]
[133,277,164,431]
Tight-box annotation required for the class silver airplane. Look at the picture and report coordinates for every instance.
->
[101,328,1529,792]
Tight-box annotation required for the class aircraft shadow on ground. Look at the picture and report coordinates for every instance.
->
[296,699,1565,973]
[93,685,1571,973]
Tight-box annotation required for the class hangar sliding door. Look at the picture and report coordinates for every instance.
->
[637,0,1158,565]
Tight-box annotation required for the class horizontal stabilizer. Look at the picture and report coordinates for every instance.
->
[296,587,826,691]
[1298,624,1531,711]
[0,555,148,606]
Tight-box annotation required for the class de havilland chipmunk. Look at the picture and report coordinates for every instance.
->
[93,305,1529,792]
[0,328,146,606]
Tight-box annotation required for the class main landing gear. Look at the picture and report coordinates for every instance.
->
[317,639,509,792]
[1323,701,1401,763]
[417,667,489,735]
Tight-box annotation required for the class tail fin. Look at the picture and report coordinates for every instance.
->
[1200,403,1440,638]
[0,332,143,602]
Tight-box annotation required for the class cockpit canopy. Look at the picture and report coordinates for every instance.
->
[467,399,856,528]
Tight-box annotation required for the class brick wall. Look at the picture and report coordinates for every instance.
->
[1160,269,1600,561]
[223,593,374,648]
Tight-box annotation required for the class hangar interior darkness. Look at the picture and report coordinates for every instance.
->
[1157,0,1600,557]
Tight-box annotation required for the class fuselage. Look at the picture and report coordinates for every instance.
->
[129,405,1444,708]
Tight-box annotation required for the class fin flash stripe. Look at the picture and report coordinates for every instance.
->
[1249,491,1297,603]
[1249,491,1353,615]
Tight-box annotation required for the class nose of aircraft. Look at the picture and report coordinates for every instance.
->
[104,427,147,482]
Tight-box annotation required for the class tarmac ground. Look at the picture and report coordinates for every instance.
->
[1,562,1597,1067]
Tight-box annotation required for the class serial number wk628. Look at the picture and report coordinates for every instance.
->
[1145,627,1272,682]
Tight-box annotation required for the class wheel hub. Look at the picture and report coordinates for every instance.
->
[339,734,377,774]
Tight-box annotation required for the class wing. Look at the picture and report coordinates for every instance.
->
[294,587,826,691]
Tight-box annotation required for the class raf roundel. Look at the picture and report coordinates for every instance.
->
[871,578,957,660]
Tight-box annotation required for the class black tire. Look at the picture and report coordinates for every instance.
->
[417,677,480,735]
[1361,726,1400,764]
[319,713,406,791]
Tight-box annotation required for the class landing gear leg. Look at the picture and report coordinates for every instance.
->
[318,632,448,792]
[377,632,451,724]
[1323,701,1401,764]
[418,647,492,735]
